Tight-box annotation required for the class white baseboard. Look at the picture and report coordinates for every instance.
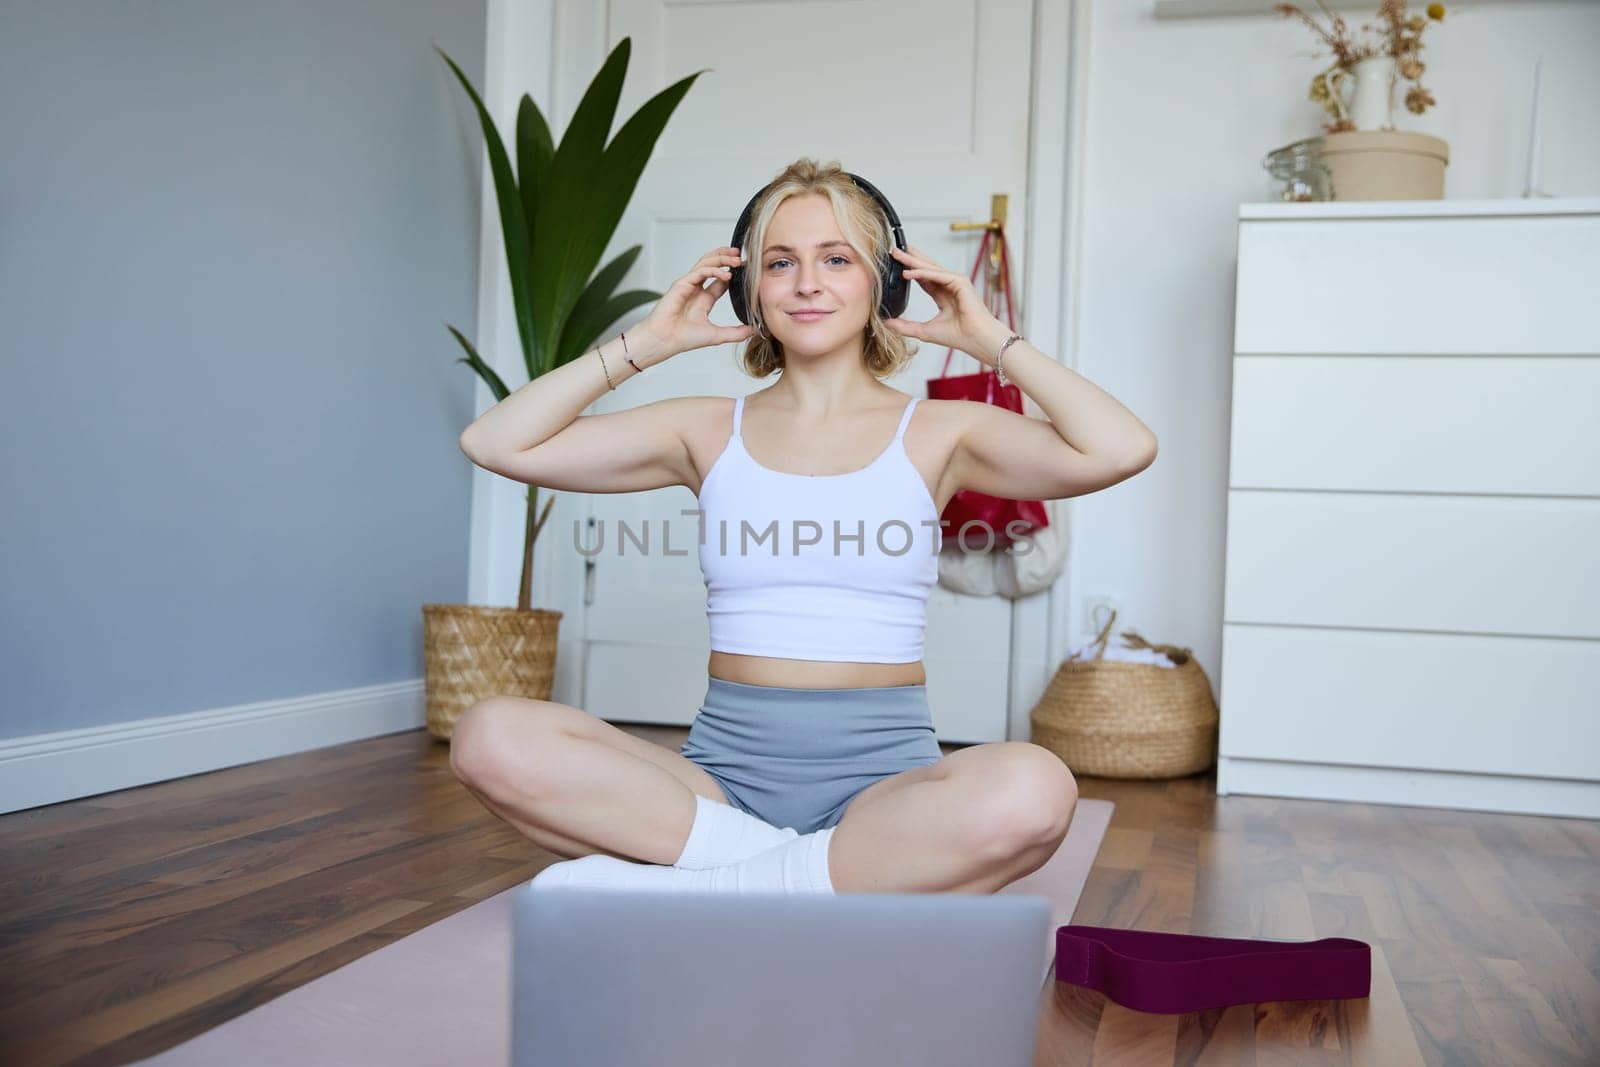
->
[1217,756,1600,820]
[0,680,427,816]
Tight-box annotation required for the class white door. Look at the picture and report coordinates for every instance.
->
[483,0,1039,743]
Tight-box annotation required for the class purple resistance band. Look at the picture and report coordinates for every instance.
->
[1054,925,1371,1014]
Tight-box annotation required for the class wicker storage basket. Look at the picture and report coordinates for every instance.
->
[1030,610,1218,779]
[422,604,562,741]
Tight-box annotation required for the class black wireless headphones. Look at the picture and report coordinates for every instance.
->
[726,171,911,327]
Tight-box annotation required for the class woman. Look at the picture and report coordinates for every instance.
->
[451,159,1158,896]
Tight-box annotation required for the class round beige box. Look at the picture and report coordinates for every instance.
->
[1322,130,1450,201]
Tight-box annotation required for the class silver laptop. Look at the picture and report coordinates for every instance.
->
[512,886,1051,1067]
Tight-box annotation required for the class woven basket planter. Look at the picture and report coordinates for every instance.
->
[1030,610,1219,779]
[422,603,562,741]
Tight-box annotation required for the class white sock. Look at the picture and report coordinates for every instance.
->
[530,826,837,895]
[673,794,799,870]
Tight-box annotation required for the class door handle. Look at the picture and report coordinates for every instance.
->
[949,193,1010,298]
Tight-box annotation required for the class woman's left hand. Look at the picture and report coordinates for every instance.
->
[882,244,1004,358]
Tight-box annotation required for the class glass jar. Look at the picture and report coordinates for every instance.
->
[1261,136,1332,202]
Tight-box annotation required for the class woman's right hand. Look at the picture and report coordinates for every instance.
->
[635,246,757,360]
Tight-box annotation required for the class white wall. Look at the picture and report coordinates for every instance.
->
[1063,0,1600,680]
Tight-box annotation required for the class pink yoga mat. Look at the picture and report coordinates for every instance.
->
[136,798,1115,1066]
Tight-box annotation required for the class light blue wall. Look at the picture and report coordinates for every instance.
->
[0,1,488,738]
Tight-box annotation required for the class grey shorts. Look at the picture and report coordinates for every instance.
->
[679,675,943,835]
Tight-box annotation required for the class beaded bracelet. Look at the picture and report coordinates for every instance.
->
[996,333,1022,386]
[595,331,643,391]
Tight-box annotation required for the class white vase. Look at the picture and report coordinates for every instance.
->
[1348,56,1398,131]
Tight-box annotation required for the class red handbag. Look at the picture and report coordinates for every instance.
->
[925,226,1049,551]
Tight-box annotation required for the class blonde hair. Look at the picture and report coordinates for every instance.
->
[737,157,916,379]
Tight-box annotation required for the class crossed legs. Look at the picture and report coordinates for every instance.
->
[449,695,727,865]
[449,695,1079,894]
[829,742,1079,894]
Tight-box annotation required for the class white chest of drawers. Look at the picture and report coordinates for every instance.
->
[1218,197,1600,818]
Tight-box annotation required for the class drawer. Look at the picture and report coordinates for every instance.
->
[1218,624,1599,780]
[1222,490,1600,638]
[1234,214,1600,355]
[1228,355,1600,495]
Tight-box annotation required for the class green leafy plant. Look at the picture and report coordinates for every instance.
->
[435,38,707,611]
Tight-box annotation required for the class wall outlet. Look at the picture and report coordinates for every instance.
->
[1083,595,1121,635]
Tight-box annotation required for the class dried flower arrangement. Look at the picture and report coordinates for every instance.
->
[1275,0,1447,132]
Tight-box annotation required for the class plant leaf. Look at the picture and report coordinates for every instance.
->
[558,244,644,361]
[435,45,537,377]
[529,38,637,367]
[542,65,708,368]
[515,93,555,314]
[446,323,511,401]
[556,288,661,370]
[586,244,645,308]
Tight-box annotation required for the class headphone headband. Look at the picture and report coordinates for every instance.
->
[726,171,910,327]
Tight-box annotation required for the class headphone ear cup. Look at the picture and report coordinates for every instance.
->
[728,184,764,327]
[879,252,910,321]
[727,262,748,325]
[845,171,911,323]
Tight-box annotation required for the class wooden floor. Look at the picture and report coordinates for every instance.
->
[1,726,1596,1066]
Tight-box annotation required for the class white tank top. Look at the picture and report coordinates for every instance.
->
[696,393,941,664]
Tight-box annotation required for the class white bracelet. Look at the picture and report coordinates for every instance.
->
[996,333,1022,386]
